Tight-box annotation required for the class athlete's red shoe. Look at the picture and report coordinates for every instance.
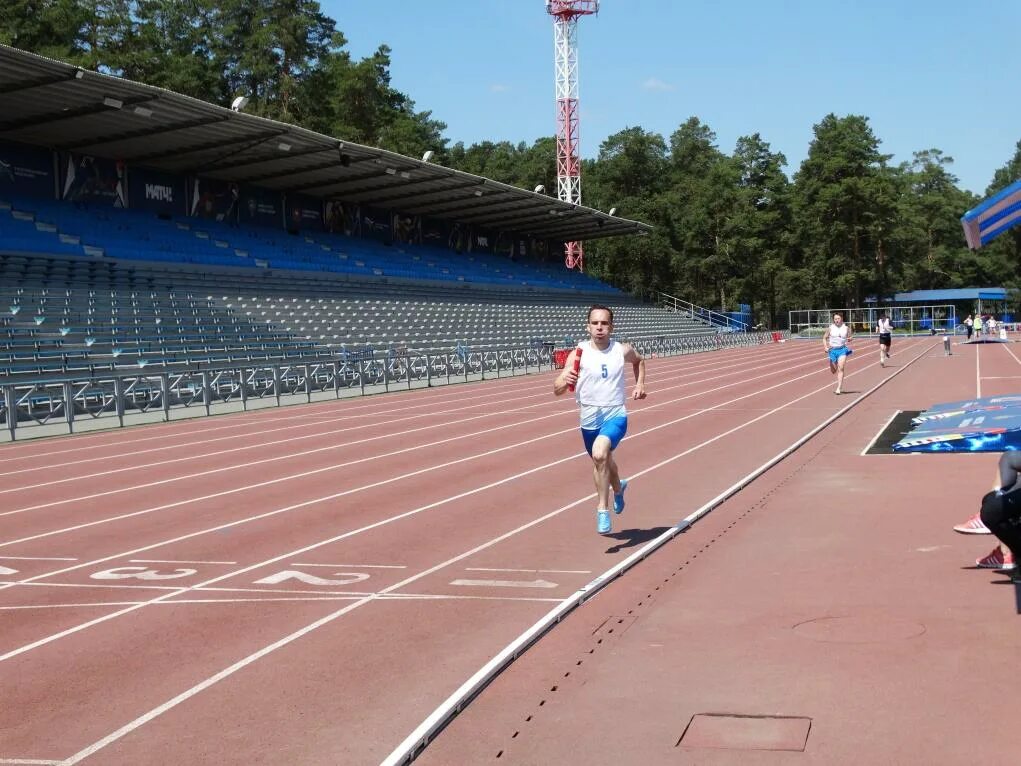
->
[976,546,1015,569]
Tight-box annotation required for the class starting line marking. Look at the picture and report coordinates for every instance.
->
[129,559,237,565]
[290,562,407,569]
[450,578,558,589]
[0,556,77,562]
[464,567,591,574]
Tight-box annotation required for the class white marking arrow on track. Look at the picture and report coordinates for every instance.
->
[0,565,19,576]
[449,578,557,589]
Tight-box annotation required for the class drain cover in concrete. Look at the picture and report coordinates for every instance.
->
[677,714,811,751]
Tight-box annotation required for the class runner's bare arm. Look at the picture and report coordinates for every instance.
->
[623,344,647,399]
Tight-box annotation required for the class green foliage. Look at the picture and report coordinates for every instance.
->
[1,3,1015,328]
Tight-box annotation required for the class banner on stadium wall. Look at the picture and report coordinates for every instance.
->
[128,167,185,215]
[324,200,361,237]
[360,205,393,243]
[285,193,323,232]
[420,216,448,248]
[0,141,55,199]
[190,178,240,223]
[62,153,126,207]
[391,211,421,245]
[241,185,282,228]
[448,221,472,253]
[471,227,495,254]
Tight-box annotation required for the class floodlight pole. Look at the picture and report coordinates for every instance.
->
[547,0,598,272]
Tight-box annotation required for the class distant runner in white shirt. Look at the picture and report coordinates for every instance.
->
[876,313,892,367]
[555,305,647,536]
[823,312,853,394]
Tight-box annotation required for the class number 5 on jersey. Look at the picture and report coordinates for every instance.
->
[601,363,608,378]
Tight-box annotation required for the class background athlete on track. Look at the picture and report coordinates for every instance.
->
[554,305,647,535]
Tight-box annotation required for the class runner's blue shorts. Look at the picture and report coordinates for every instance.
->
[581,415,628,455]
[827,346,852,365]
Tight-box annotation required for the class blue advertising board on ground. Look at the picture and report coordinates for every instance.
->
[894,395,1021,452]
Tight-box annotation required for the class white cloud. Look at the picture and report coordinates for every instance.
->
[641,77,675,92]
[489,83,510,93]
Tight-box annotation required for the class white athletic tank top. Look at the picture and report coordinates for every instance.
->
[576,340,626,407]
[827,324,848,348]
[877,318,891,334]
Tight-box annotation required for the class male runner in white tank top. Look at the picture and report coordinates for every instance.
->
[823,312,853,394]
[554,305,647,535]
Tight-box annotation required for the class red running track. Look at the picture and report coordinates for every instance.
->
[0,337,933,765]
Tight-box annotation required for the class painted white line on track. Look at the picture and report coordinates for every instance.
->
[0,344,820,523]
[128,559,237,565]
[0,342,864,660]
[1002,341,1021,367]
[976,342,982,398]
[0,342,793,472]
[0,602,143,610]
[46,344,921,765]
[290,563,407,569]
[465,567,591,574]
[0,759,61,765]
[0,345,832,575]
[380,339,937,766]
[860,409,901,456]
[0,343,807,489]
[0,556,77,562]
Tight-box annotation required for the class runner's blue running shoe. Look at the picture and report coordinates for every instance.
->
[597,509,612,535]
[614,479,628,514]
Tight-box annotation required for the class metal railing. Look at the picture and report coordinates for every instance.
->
[0,330,785,441]
[656,292,749,332]
[788,305,958,337]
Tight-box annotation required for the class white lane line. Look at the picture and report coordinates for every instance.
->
[0,556,77,561]
[5,581,182,591]
[128,559,237,565]
[0,342,780,461]
[380,339,937,766]
[0,343,809,494]
[48,344,921,766]
[464,567,591,574]
[290,563,407,569]
[1,344,819,528]
[860,409,901,456]
[1,343,788,480]
[976,342,982,398]
[0,759,61,765]
[450,579,558,589]
[0,602,143,610]
[0,343,851,662]
[0,346,829,580]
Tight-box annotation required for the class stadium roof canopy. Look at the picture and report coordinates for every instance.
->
[0,44,651,242]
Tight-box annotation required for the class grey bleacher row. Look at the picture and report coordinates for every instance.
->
[1,252,716,380]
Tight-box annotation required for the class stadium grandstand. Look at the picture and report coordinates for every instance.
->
[0,45,768,434]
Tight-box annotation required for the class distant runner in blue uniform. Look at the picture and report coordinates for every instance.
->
[554,305,647,535]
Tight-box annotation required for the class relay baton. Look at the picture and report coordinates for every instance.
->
[567,348,582,392]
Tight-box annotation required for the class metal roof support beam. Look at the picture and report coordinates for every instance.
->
[405,193,519,216]
[58,115,230,150]
[128,129,287,163]
[0,70,79,95]
[0,95,157,132]
[453,204,556,226]
[229,157,348,183]
[186,131,291,173]
[354,178,476,206]
[281,168,384,193]
[211,145,339,175]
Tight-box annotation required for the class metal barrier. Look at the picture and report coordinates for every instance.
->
[0,330,785,441]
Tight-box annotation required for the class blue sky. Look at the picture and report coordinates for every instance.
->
[322,0,1021,196]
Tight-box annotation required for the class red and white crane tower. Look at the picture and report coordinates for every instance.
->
[545,0,598,271]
